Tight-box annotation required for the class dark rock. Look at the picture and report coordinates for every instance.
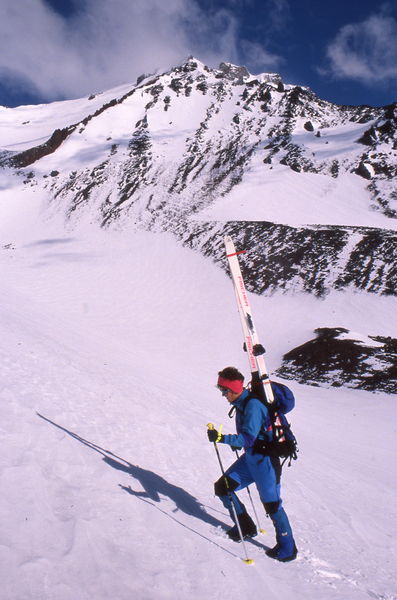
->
[218,62,250,84]
[196,81,208,94]
[330,160,339,178]
[257,87,271,103]
[169,78,184,94]
[149,84,164,97]
[182,59,198,72]
[7,127,75,168]
[276,327,397,393]
[164,96,171,111]
[355,161,373,180]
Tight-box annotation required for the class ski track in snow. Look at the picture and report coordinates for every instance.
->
[0,217,396,599]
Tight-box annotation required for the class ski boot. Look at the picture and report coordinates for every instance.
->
[227,510,257,542]
[266,506,298,562]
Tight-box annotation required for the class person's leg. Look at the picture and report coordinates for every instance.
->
[250,455,297,561]
[213,454,257,540]
[263,501,297,561]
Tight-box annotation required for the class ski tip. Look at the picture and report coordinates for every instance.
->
[224,235,235,247]
[243,558,255,565]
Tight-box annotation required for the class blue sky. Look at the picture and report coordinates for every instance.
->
[0,0,396,108]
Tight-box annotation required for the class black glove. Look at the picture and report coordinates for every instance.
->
[231,445,242,452]
[207,429,224,443]
[253,343,266,356]
[243,343,265,355]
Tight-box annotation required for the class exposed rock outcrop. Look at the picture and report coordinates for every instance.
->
[276,327,397,394]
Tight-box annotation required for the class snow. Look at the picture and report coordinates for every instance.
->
[337,331,384,347]
[0,82,140,151]
[195,165,396,228]
[0,191,396,600]
[0,64,396,600]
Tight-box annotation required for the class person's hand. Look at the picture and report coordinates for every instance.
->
[207,428,224,443]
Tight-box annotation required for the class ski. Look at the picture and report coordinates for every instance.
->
[224,235,274,405]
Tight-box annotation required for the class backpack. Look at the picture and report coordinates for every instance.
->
[248,380,299,467]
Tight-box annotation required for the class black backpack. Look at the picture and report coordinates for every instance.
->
[248,381,299,467]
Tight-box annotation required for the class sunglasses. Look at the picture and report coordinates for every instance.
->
[217,385,230,396]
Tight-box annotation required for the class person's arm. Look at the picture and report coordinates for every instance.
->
[222,399,267,448]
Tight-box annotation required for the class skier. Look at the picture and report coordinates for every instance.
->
[208,366,298,562]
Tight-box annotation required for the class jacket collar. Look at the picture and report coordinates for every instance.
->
[228,388,250,417]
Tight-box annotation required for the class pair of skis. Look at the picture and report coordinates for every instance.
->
[224,235,274,405]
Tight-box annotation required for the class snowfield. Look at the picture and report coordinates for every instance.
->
[195,166,397,229]
[1,57,396,599]
[1,192,396,600]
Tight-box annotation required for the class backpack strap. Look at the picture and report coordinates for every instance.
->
[227,387,252,419]
[228,391,271,437]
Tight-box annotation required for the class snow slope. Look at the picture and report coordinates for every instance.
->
[1,194,396,600]
[195,165,397,229]
[0,82,142,151]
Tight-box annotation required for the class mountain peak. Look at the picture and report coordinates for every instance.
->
[172,56,283,87]
[217,61,250,83]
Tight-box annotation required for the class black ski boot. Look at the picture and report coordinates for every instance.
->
[265,542,298,562]
[227,511,257,542]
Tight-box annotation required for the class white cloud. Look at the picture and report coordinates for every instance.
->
[0,0,194,99]
[240,40,283,72]
[0,0,259,102]
[325,13,397,84]
[266,0,291,31]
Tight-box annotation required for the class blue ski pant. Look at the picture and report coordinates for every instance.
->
[215,452,281,517]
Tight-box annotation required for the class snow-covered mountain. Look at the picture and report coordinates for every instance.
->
[1,58,396,294]
[1,58,396,223]
[0,57,396,393]
[1,59,397,600]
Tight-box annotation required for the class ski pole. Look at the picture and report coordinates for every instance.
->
[234,449,265,535]
[207,423,254,565]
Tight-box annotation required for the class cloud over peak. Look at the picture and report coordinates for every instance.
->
[325,12,397,86]
[0,0,282,104]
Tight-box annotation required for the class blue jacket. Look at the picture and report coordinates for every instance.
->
[222,389,272,452]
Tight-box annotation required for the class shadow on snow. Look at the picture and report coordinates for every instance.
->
[36,412,227,531]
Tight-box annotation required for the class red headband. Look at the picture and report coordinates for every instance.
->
[217,376,244,395]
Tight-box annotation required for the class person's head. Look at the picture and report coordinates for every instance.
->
[217,366,244,403]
